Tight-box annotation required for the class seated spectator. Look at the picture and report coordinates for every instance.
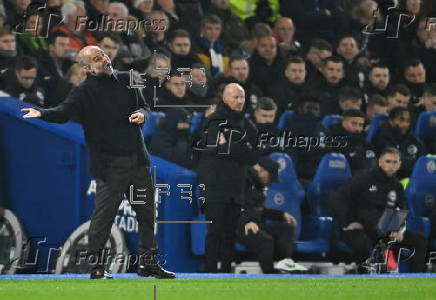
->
[365,94,388,125]
[239,22,272,56]
[85,0,110,25]
[373,107,426,178]
[193,14,229,78]
[50,63,86,105]
[16,10,48,56]
[328,109,376,173]
[144,10,170,52]
[186,63,212,107]
[364,64,390,98]
[267,56,309,115]
[96,32,127,71]
[36,31,73,107]
[251,97,279,155]
[149,108,196,169]
[305,38,332,84]
[207,0,249,55]
[141,52,171,105]
[248,35,285,95]
[272,17,302,58]
[0,55,45,106]
[52,0,97,51]
[336,35,363,86]
[401,58,426,101]
[132,0,154,20]
[283,96,326,181]
[386,84,411,111]
[167,29,201,70]
[331,147,428,273]
[154,71,193,111]
[155,0,180,32]
[0,26,18,71]
[410,18,436,83]
[215,55,262,113]
[237,157,307,273]
[338,86,363,114]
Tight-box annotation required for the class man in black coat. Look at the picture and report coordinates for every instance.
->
[331,147,428,273]
[21,46,175,280]
[195,83,260,273]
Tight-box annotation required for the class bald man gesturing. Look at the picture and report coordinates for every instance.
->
[196,83,260,273]
[22,46,175,279]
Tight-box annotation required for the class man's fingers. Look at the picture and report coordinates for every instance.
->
[21,108,30,112]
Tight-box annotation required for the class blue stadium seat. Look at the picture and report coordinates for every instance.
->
[322,114,343,130]
[278,110,294,130]
[366,113,388,142]
[307,153,352,216]
[414,111,436,151]
[190,112,205,135]
[142,111,165,141]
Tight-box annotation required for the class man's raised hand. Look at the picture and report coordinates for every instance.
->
[21,108,41,118]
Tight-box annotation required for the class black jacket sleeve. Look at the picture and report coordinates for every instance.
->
[37,86,83,123]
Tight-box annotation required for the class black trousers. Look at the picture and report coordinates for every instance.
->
[204,202,241,273]
[237,221,295,273]
[344,229,428,273]
[87,154,156,269]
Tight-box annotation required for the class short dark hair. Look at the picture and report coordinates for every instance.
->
[323,55,343,67]
[367,94,387,107]
[379,147,400,158]
[388,106,409,120]
[387,84,411,97]
[369,63,389,73]
[256,97,277,111]
[343,109,365,119]
[423,83,436,97]
[338,86,363,102]
[191,62,206,70]
[48,30,69,45]
[285,56,305,68]
[309,38,332,52]
[96,32,122,45]
[200,14,222,28]
[15,55,38,71]
[229,55,248,66]
[403,58,424,72]
[168,29,191,43]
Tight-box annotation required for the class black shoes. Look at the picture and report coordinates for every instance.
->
[137,264,176,279]
[90,269,113,279]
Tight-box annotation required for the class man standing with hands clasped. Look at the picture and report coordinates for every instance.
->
[21,46,175,279]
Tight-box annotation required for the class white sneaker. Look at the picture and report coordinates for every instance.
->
[275,258,308,273]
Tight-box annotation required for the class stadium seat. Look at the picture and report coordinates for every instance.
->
[414,111,436,152]
[277,110,294,130]
[322,114,343,130]
[142,111,165,142]
[190,112,205,135]
[366,113,388,142]
[307,153,352,216]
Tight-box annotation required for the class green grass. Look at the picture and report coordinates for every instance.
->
[0,278,435,300]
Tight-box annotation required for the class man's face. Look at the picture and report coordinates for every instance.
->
[16,68,37,89]
[369,67,390,90]
[230,59,249,83]
[84,48,112,76]
[211,0,229,9]
[339,98,362,111]
[323,61,344,85]
[0,34,16,51]
[256,37,277,62]
[150,58,170,81]
[337,37,358,62]
[191,68,206,85]
[274,18,295,43]
[166,76,186,98]
[390,110,411,134]
[342,116,365,134]
[404,64,426,84]
[254,109,276,124]
[69,66,86,86]
[223,86,245,111]
[378,153,401,177]
[301,101,320,117]
[25,15,42,35]
[201,23,221,44]
[422,94,436,110]
[285,62,306,85]
[169,37,191,56]
[253,164,270,185]
[99,37,119,60]
[387,93,410,110]
[50,36,71,58]
[307,48,332,69]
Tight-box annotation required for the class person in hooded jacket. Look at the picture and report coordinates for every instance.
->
[328,109,376,173]
[373,106,426,178]
[149,108,196,169]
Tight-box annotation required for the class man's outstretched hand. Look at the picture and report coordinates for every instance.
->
[21,108,41,118]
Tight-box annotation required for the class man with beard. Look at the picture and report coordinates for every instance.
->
[195,83,260,273]
[401,58,426,103]
[328,109,376,174]
[167,29,202,70]
[237,157,307,273]
[364,64,391,98]
[21,45,175,280]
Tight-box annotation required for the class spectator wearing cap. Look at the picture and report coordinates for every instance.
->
[373,106,426,178]
[328,109,376,173]
[236,157,307,274]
